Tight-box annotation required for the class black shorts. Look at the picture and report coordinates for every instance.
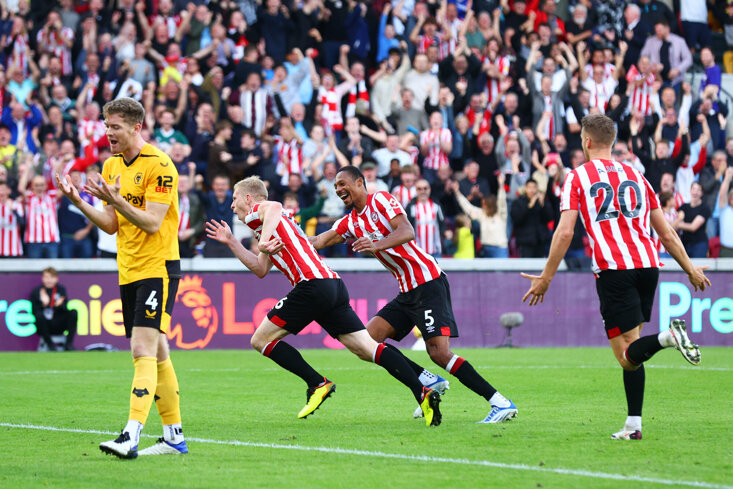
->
[595,267,659,339]
[120,260,180,338]
[376,274,459,341]
[267,279,364,337]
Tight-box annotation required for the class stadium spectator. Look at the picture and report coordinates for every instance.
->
[719,168,733,258]
[392,164,418,208]
[451,213,475,259]
[453,173,508,257]
[57,169,94,258]
[675,182,711,258]
[510,178,553,257]
[19,174,61,259]
[0,179,23,257]
[178,164,204,258]
[640,19,692,87]
[372,132,411,177]
[30,267,77,351]
[198,174,234,258]
[405,178,445,258]
[700,151,729,238]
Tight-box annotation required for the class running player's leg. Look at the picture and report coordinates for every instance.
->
[424,336,513,414]
[337,329,442,427]
[251,318,325,388]
[368,303,449,393]
[608,325,645,439]
[417,276,515,423]
[600,269,667,440]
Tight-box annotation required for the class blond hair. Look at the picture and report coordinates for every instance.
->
[102,97,145,127]
[234,176,268,200]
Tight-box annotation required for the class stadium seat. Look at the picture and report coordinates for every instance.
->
[709,236,721,258]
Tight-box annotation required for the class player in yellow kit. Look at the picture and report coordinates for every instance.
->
[56,98,187,458]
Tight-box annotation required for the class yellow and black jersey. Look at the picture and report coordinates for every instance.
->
[102,143,180,285]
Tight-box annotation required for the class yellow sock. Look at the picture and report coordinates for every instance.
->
[129,356,157,424]
[155,357,182,425]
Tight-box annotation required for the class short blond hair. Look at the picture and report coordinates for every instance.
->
[102,97,145,127]
[234,176,268,200]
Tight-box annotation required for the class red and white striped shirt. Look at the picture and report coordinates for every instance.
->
[275,136,304,185]
[36,27,74,75]
[78,118,106,156]
[408,199,443,256]
[332,191,442,292]
[416,33,454,61]
[561,159,660,273]
[0,199,23,256]
[582,77,617,111]
[465,107,492,136]
[318,86,347,131]
[392,184,416,208]
[482,55,510,105]
[419,128,451,170]
[24,190,60,244]
[584,62,616,81]
[628,72,656,117]
[345,80,369,118]
[178,194,190,233]
[245,203,339,286]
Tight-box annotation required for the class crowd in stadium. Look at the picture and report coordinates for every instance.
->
[0,0,732,260]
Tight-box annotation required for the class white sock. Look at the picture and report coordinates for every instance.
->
[489,392,511,408]
[625,415,642,432]
[163,423,184,444]
[658,329,675,348]
[418,370,437,386]
[123,420,143,445]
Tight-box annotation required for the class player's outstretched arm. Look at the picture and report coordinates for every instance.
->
[353,213,415,254]
[56,173,119,235]
[309,229,345,250]
[84,173,167,234]
[205,219,275,278]
[650,208,711,291]
[521,209,578,306]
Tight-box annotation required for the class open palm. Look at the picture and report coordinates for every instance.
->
[205,219,233,244]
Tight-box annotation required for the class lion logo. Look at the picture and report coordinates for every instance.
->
[167,275,218,349]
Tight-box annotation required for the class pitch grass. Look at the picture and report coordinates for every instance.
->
[0,347,731,489]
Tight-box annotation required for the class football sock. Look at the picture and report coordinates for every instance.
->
[129,356,157,424]
[384,343,426,377]
[163,423,184,444]
[123,419,143,446]
[373,344,425,402]
[489,391,512,408]
[261,340,324,387]
[623,365,645,417]
[445,355,497,402]
[626,335,664,365]
[658,328,676,348]
[155,358,182,426]
[625,416,642,432]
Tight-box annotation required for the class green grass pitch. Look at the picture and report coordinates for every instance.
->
[0,347,731,489]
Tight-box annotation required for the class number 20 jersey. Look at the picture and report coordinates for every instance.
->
[560,159,660,273]
[102,143,180,285]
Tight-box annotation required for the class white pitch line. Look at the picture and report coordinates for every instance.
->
[0,422,729,489]
[0,364,730,375]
